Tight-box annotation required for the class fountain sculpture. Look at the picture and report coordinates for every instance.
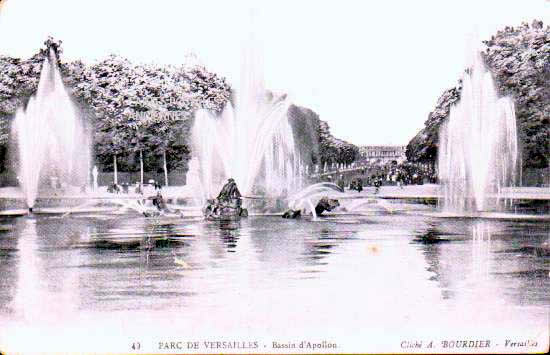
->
[188,42,302,202]
[11,48,90,210]
[438,49,518,213]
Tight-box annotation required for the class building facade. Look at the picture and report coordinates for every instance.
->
[358,145,407,164]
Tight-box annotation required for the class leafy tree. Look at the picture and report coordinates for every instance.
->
[287,104,360,169]
[407,20,549,172]
[0,38,232,179]
[0,37,361,182]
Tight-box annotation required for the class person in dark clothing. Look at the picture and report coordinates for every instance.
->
[152,191,166,211]
[356,178,363,193]
[374,177,381,194]
[108,183,120,194]
[337,175,345,191]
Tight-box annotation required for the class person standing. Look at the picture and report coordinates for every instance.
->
[357,178,363,193]
[338,175,345,191]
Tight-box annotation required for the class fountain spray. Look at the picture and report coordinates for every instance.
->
[12,48,91,209]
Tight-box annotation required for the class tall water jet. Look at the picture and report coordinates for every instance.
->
[188,42,302,202]
[438,49,518,213]
[11,48,90,209]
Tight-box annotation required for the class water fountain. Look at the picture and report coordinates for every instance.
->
[11,48,91,211]
[438,49,519,213]
[92,165,99,191]
[187,42,302,203]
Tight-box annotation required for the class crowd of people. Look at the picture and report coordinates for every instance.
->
[107,180,162,195]
[321,162,437,193]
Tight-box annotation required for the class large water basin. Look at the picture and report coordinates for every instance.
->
[0,205,548,353]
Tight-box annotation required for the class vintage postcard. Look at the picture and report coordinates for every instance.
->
[0,0,548,354]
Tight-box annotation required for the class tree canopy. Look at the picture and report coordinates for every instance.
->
[0,37,231,172]
[0,38,358,175]
[287,104,359,167]
[407,20,549,171]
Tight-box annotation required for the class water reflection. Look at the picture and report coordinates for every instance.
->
[412,220,502,302]
[0,218,18,314]
[11,217,80,321]
[215,220,241,252]
[411,222,463,299]
[412,218,550,306]
[0,212,548,336]
[63,216,198,312]
[471,221,492,281]
[248,219,350,278]
[303,229,336,263]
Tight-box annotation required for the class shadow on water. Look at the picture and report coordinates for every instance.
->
[75,217,195,252]
[304,229,336,260]
[299,226,359,276]
[62,217,202,311]
[203,219,241,252]
[217,220,241,252]
[411,228,454,244]
[84,237,186,251]
[0,218,19,313]
[494,269,549,278]
[410,219,469,245]
[411,226,460,299]
[495,245,550,257]
[245,217,358,279]
[410,218,550,305]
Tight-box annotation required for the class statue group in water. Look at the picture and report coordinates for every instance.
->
[203,178,249,220]
[141,177,339,220]
[203,178,340,220]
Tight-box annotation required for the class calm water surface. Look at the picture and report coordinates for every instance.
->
[0,205,548,351]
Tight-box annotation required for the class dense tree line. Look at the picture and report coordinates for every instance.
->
[0,38,358,181]
[407,20,549,172]
[0,38,231,178]
[287,104,359,168]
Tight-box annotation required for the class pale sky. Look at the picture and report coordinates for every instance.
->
[0,0,548,145]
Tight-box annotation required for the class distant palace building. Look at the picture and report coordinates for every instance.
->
[358,145,407,164]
